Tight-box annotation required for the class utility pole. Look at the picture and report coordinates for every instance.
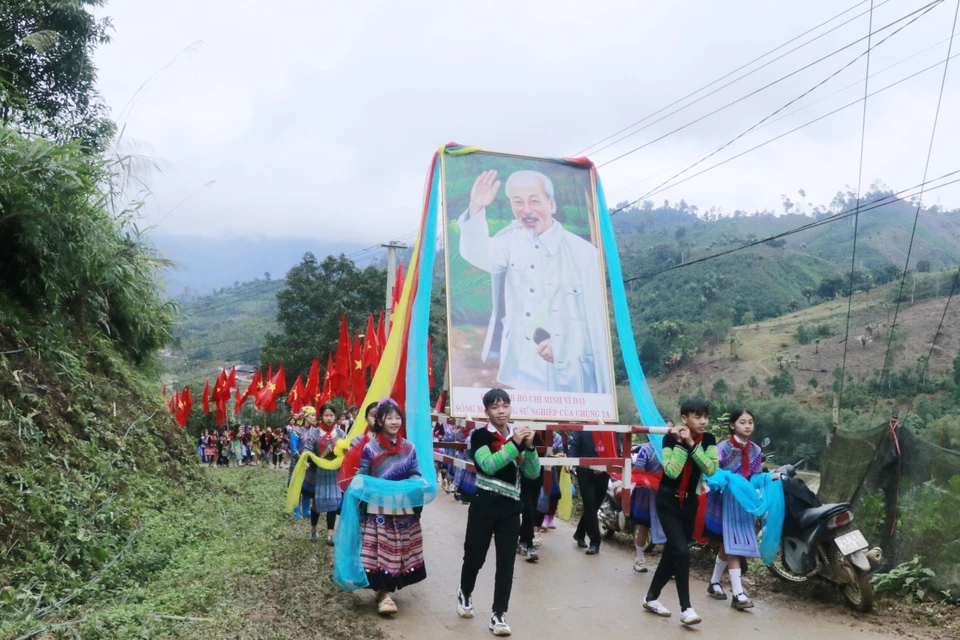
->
[382,241,407,338]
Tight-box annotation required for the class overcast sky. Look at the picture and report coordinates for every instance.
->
[93,0,960,246]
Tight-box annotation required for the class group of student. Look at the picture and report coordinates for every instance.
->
[198,425,288,467]
[287,390,771,636]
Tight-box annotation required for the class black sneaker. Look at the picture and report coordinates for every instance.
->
[490,611,511,636]
[586,545,600,555]
[573,535,588,549]
[457,586,474,618]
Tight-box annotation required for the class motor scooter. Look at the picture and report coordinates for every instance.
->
[768,463,883,612]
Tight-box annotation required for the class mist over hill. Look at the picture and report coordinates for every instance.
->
[153,232,367,296]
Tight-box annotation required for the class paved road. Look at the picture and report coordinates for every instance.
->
[365,494,890,639]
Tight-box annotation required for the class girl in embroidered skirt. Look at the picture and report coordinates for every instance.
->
[457,389,540,637]
[300,404,346,544]
[357,399,427,615]
[705,408,763,610]
[630,438,664,573]
[453,421,477,504]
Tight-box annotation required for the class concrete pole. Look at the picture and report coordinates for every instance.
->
[382,242,406,338]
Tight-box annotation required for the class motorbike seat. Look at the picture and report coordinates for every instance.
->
[799,503,849,530]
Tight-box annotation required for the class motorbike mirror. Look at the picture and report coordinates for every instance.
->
[761,437,771,448]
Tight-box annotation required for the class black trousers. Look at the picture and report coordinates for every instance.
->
[311,508,338,530]
[646,490,698,610]
[518,475,541,546]
[460,491,522,614]
[575,469,609,547]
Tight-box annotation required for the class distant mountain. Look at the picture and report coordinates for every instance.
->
[152,232,367,296]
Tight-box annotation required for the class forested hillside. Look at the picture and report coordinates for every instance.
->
[163,277,282,386]
[168,187,960,394]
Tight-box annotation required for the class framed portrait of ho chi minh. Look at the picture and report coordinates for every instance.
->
[441,149,618,422]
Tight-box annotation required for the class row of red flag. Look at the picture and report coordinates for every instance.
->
[165,264,431,428]
[164,308,434,427]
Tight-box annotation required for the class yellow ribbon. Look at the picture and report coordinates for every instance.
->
[285,451,342,513]
[333,185,429,458]
[558,469,574,521]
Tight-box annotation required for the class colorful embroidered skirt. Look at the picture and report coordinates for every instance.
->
[360,513,426,592]
[705,489,761,557]
[304,466,343,513]
[454,455,476,495]
[630,486,656,526]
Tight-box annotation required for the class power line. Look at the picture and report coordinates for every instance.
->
[606,28,960,201]
[630,1,940,201]
[615,47,959,209]
[596,0,942,169]
[574,0,881,157]
[838,0,876,421]
[870,0,960,425]
[621,170,960,284]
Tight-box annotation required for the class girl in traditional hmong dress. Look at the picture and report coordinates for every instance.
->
[300,404,345,544]
[705,408,763,610]
[357,400,427,615]
[232,428,244,465]
[252,426,262,462]
[453,423,476,504]
[630,439,664,573]
[203,430,217,465]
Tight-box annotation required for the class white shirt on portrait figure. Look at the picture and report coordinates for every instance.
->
[457,207,611,394]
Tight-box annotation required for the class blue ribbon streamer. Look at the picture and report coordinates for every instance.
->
[705,469,785,564]
[595,176,667,461]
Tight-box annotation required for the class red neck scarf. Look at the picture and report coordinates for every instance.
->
[729,437,752,479]
[677,434,705,505]
[592,431,618,458]
[489,426,510,453]
[317,423,336,453]
[376,432,403,455]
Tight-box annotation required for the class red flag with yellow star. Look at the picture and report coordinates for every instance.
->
[202,380,210,414]
[242,369,261,404]
[331,315,351,399]
[257,365,286,412]
[361,313,380,374]
[288,374,305,413]
[318,352,334,405]
[351,335,365,404]
[376,309,386,358]
[234,383,243,415]
[303,358,320,407]
[212,369,228,403]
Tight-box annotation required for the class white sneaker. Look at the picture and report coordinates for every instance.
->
[643,599,672,617]
[490,612,511,636]
[680,608,702,626]
[633,559,648,573]
[457,586,474,619]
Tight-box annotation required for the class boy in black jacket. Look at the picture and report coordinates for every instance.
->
[457,389,541,637]
[643,398,719,626]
